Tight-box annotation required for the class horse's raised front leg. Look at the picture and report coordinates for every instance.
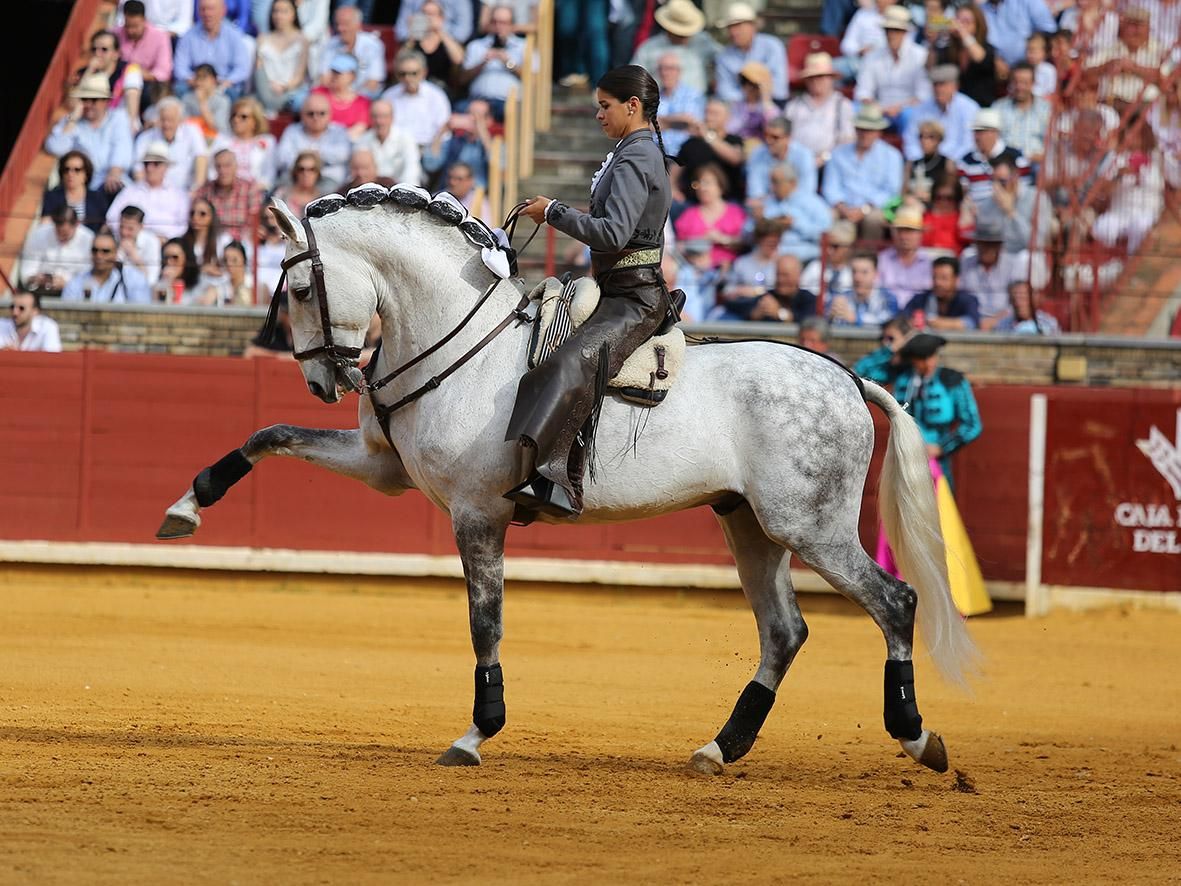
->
[688,502,808,776]
[436,508,511,767]
[156,425,411,539]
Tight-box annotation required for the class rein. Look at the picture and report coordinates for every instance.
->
[270,203,541,452]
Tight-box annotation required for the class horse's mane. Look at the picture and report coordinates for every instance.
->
[303,183,502,261]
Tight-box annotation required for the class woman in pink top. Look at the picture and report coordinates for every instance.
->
[311,53,371,140]
[673,163,747,269]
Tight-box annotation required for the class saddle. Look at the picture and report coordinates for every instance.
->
[525,275,685,407]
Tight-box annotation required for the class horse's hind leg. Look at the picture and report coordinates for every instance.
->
[794,539,949,773]
[157,425,410,538]
[688,502,808,776]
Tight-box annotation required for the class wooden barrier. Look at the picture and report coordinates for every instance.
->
[1,350,1176,595]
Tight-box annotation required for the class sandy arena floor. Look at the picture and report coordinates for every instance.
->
[0,564,1177,884]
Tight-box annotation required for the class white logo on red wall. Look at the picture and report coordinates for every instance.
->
[1115,409,1181,555]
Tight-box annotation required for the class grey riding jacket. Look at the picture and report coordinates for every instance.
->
[546,128,671,275]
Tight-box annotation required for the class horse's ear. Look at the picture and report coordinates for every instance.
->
[268,198,306,247]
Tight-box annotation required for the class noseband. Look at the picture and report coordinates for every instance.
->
[264,216,363,383]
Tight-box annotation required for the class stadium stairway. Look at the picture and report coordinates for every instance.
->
[1098,208,1181,336]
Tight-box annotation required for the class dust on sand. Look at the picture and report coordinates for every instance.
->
[1,566,1177,883]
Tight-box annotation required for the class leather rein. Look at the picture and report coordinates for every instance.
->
[267,207,539,451]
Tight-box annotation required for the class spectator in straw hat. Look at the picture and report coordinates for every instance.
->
[877,204,933,305]
[715,2,788,103]
[902,64,979,164]
[729,61,778,140]
[839,0,898,77]
[45,74,134,194]
[633,0,720,94]
[785,52,854,168]
[854,5,930,130]
[820,103,903,242]
[104,140,191,240]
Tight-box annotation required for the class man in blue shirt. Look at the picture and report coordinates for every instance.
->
[746,118,818,202]
[174,0,253,99]
[655,52,706,159]
[61,230,152,304]
[902,65,981,163]
[903,255,982,330]
[821,103,903,242]
[715,2,789,103]
[977,0,1057,66]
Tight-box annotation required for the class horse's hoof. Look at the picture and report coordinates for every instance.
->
[918,732,949,773]
[686,751,724,776]
[156,509,200,539]
[436,745,481,767]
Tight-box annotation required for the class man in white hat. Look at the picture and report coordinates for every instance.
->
[632,0,720,94]
[104,141,191,240]
[840,0,900,74]
[854,5,930,129]
[133,96,209,191]
[785,52,855,167]
[877,204,933,306]
[820,103,903,242]
[957,107,1031,203]
[901,64,979,164]
[714,2,788,103]
[44,74,135,193]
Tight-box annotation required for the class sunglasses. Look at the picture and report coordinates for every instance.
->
[91,246,115,255]
[295,165,318,173]
[63,165,86,173]
[79,97,103,104]
[396,69,421,78]
[144,159,165,166]
[303,109,329,117]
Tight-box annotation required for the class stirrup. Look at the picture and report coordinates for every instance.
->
[504,474,581,519]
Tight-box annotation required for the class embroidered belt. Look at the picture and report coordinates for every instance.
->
[611,248,662,269]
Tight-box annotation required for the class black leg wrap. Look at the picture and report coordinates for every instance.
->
[714,681,776,764]
[473,664,506,738]
[193,449,253,508]
[883,659,923,741]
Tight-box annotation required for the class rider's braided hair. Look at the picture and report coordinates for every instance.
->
[596,64,672,166]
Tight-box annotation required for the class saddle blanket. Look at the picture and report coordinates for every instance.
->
[526,276,684,406]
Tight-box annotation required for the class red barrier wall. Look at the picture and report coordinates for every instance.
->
[0,351,1175,591]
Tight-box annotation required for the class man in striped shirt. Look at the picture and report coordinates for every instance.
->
[957,108,1030,204]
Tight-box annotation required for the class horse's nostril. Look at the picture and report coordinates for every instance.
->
[307,380,325,399]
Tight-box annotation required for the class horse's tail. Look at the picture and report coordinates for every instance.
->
[863,379,979,688]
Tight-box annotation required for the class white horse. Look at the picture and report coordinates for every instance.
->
[159,192,976,775]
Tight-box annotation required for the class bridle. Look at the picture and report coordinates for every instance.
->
[264,216,364,390]
[266,204,540,450]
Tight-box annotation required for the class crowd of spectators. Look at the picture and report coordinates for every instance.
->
[637,0,1179,338]
[24,0,535,313]
[13,0,1181,348]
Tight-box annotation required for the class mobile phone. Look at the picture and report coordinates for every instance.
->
[408,13,428,41]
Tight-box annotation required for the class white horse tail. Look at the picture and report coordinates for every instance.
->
[862,379,979,687]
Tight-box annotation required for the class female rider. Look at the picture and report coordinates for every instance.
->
[506,65,673,520]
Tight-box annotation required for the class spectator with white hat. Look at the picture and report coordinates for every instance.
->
[854,5,930,130]
[632,0,721,94]
[714,2,788,103]
[820,104,904,242]
[44,74,135,194]
[901,63,980,164]
[104,140,192,240]
[784,52,855,168]
[133,96,209,190]
[957,107,1031,204]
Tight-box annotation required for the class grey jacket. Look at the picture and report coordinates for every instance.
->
[548,128,671,266]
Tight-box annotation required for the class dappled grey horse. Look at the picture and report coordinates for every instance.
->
[159,189,976,775]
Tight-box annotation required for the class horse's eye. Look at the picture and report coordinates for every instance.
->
[291,285,312,302]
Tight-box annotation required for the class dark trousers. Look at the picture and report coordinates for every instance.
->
[505,266,667,498]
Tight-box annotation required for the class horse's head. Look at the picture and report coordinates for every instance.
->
[269,197,374,403]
